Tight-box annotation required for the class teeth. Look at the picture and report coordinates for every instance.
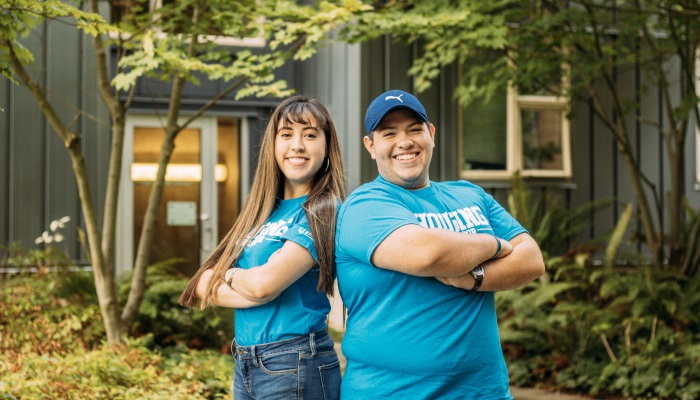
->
[395,153,417,161]
[288,158,307,164]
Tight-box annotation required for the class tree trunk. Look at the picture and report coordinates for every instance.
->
[121,1,201,328]
[66,140,123,345]
[120,75,189,328]
[89,0,126,284]
[587,89,662,264]
[667,128,685,263]
[120,123,180,327]
[4,38,125,345]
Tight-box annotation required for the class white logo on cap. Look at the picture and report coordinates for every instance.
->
[385,94,403,103]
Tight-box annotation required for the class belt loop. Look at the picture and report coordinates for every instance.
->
[251,345,260,367]
[309,332,317,357]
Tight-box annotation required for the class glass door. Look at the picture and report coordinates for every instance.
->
[132,127,202,274]
[118,116,240,277]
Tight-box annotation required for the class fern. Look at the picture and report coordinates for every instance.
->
[507,171,613,257]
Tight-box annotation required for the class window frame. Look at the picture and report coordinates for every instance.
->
[459,82,572,181]
[514,90,572,178]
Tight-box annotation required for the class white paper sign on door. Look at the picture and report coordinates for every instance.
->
[167,201,197,226]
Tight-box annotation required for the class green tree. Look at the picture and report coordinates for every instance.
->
[0,0,367,345]
[344,0,700,270]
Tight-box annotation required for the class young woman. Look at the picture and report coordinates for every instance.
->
[179,95,346,400]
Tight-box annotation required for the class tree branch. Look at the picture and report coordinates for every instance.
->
[3,38,70,143]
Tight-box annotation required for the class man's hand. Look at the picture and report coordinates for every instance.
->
[494,237,513,259]
[436,233,544,292]
[435,273,476,291]
[433,237,513,290]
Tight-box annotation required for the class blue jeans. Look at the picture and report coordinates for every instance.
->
[232,330,341,400]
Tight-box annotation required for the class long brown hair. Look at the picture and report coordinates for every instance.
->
[179,95,346,308]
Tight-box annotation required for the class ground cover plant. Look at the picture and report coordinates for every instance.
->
[1,335,232,399]
[0,247,235,399]
[498,176,700,400]
[498,257,700,400]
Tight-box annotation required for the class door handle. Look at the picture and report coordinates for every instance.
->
[200,213,213,252]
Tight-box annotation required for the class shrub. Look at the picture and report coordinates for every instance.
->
[1,264,233,371]
[500,173,700,399]
[0,271,105,366]
[498,259,700,399]
[0,270,235,399]
[130,278,234,351]
[117,259,234,351]
[0,336,233,399]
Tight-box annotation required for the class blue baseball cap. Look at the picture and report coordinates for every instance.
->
[364,90,429,135]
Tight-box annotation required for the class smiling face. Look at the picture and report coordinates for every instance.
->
[274,115,327,199]
[363,108,435,189]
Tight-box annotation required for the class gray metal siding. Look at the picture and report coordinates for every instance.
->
[10,26,48,250]
[1,73,10,245]
[296,35,363,191]
[571,57,700,249]
[47,18,81,258]
[82,25,111,241]
[0,19,106,262]
[359,39,384,183]
[1,18,289,262]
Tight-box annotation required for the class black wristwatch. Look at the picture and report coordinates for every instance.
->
[467,265,484,293]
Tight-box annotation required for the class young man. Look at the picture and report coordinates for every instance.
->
[335,90,545,399]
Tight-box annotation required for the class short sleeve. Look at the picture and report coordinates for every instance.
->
[281,216,319,263]
[482,190,527,240]
[337,188,418,265]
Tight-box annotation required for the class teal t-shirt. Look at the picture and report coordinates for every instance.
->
[336,176,526,399]
[234,195,329,346]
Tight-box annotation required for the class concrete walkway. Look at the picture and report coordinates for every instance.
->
[334,343,595,399]
[511,387,595,399]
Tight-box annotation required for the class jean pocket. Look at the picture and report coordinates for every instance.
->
[319,358,341,400]
[298,351,340,400]
[258,352,299,375]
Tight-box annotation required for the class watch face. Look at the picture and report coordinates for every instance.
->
[467,266,484,293]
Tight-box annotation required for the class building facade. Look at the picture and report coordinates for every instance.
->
[1,11,699,276]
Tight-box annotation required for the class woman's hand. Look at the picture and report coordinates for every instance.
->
[229,241,316,301]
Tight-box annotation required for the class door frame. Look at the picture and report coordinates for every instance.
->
[116,114,219,276]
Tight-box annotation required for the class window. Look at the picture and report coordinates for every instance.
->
[459,55,571,180]
[515,92,571,177]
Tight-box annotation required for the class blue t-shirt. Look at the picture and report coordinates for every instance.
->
[336,176,527,400]
[234,195,330,346]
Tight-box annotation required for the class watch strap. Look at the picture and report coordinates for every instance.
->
[225,268,238,288]
[467,265,484,293]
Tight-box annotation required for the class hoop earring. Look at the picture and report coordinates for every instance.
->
[323,158,330,173]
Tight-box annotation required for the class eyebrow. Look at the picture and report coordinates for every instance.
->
[277,124,321,131]
[378,121,423,131]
